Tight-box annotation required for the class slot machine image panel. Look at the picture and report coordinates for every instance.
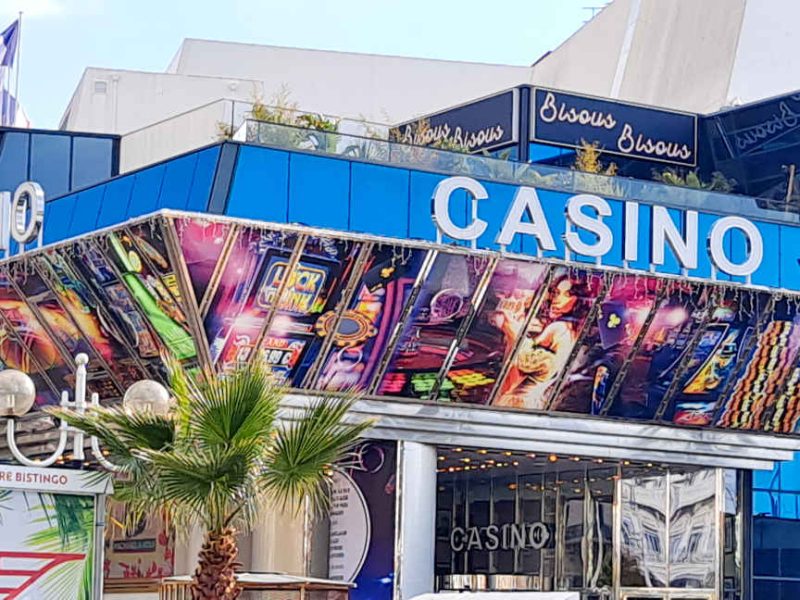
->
[316,245,429,393]
[204,227,299,368]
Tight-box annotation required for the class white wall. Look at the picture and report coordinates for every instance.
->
[616,0,746,113]
[63,41,531,138]
[119,99,235,171]
[531,0,747,113]
[167,39,532,125]
[530,0,632,99]
[727,0,800,105]
[61,68,263,134]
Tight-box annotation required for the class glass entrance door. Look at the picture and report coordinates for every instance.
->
[618,468,719,600]
[434,447,739,600]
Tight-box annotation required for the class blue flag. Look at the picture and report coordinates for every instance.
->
[0,20,18,68]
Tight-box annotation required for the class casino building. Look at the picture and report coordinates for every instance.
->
[0,82,793,600]
[9,5,800,600]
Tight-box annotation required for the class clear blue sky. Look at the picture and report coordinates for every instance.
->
[0,0,596,129]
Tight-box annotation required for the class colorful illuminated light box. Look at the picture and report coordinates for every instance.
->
[443,259,548,404]
[493,266,604,411]
[376,252,489,399]
[6,211,800,438]
[315,244,427,393]
[107,227,197,363]
[204,227,299,370]
[262,237,362,385]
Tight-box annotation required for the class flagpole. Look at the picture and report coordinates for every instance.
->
[13,12,21,123]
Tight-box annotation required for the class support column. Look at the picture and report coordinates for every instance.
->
[250,505,306,573]
[174,523,205,576]
[397,441,437,600]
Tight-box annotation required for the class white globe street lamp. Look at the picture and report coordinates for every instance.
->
[1,353,170,470]
[0,369,37,417]
[123,379,172,416]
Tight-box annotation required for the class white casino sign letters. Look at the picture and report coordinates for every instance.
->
[0,181,45,256]
[431,176,764,279]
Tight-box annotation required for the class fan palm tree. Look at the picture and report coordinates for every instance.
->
[48,362,372,600]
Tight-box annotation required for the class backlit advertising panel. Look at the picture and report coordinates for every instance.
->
[204,227,298,370]
[550,277,661,414]
[258,236,362,385]
[660,290,764,427]
[5,211,800,437]
[316,245,428,392]
[604,284,710,420]
[12,264,122,399]
[377,252,490,399]
[494,267,604,411]
[68,241,163,365]
[174,216,232,305]
[106,231,197,362]
[37,251,152,388]
[717,298,800,431]
[442,259,549,404]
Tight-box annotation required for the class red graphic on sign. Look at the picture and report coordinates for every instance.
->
[0,551,86,598]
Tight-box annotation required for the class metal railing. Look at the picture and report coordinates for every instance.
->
[245,120,800,225]
[120,98,391,172]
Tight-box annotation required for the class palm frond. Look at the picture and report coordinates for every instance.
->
[181,363,281,447]
[262,397,372,513]
[45,405,174,464]
[53,359,373,555]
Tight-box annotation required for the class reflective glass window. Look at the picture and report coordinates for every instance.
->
[30,133,70,197]
[0,131,29,190]
[668,469,716,588]
[71,136,113,189]
[753,459,800,598]
[754,579,800,600]
[780,459,800,493]
[620,475,667,588]
[753,467,778,492]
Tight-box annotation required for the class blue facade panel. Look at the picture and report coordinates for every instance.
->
[128,164,166,218]
[408,171,448,243]
[226,146,289,221]
[157,153,197,210]
[287,153,350,230]
[68,185,106,236]
[43,195,77,245]
[43,146,216,244]
[349,163,410,238]
[186,146,221,212]
[96,176,134,228]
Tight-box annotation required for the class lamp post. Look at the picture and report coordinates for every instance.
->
[0,352,170,470]
[0,353,171,600]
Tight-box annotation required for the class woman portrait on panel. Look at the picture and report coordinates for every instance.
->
[495,272,592,411]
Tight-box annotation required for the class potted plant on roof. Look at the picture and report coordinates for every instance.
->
[49,361,372,600]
